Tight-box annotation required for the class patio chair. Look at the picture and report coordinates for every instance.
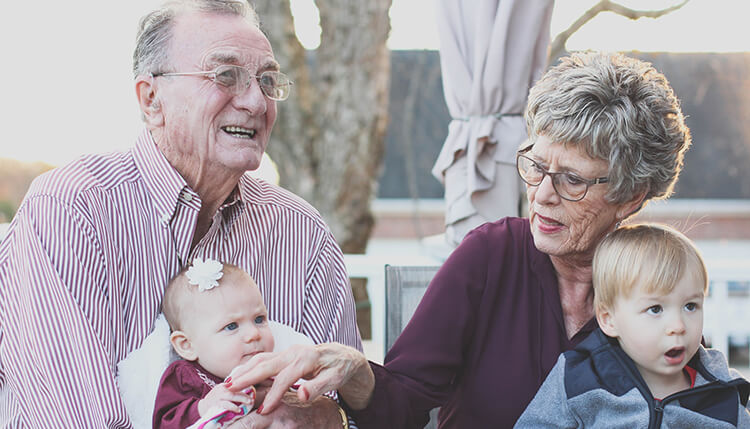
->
[384,264,440,429]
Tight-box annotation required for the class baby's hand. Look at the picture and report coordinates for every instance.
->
[198,383,256,417]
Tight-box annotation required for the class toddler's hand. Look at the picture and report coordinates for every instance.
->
[198,383,256,417]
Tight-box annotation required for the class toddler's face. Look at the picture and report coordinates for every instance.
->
[600,270,704,395]
[181,272,275,379]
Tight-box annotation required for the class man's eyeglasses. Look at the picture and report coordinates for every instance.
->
[152,64,293,101]
[516,145,609,202]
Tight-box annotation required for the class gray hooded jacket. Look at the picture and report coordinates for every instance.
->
[515,329,750,428]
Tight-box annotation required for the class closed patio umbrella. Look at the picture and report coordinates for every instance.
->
[433,0,554,247]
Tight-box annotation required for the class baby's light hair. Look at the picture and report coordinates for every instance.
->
[593,223,708,313]
[162,261,245,331]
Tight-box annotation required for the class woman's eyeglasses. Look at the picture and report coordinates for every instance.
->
[516,146,608,202]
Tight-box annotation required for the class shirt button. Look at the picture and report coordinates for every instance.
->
[181,192,193,202]
[160,214,171,224]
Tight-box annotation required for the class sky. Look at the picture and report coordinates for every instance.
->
[1,0,748,165]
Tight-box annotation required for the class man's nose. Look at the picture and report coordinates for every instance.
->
[233,78,268,115]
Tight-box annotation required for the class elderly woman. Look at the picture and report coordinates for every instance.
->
[228,52,692,428]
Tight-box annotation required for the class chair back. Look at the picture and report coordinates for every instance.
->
[384,264,441,429]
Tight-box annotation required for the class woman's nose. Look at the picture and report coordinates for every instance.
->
[534,174,560,204]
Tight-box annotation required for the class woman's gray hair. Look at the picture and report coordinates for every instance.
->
[525,51,691,206]
[133,0,260,77]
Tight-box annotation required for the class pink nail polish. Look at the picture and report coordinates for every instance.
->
[256,404,264,414]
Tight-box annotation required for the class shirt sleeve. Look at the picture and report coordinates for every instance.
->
[0,194,129,427]
[301,229,363,351]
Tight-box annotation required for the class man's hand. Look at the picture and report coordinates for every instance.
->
[198,383,256,417]
[225,392,343,429]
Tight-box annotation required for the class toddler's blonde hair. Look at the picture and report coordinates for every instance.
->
[593,223,708,313]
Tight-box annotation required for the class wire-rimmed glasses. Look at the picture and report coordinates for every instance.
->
[516,145,609,202]
[152,64,293,101]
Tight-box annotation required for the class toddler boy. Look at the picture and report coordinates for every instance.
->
[516,224,750,428]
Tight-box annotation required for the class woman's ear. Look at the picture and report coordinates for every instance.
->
[596,306,619,338]
[135,75,164,127]
[616,189,648,222]
[170,330,198,361]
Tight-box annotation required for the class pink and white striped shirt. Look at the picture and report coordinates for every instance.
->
[0,130,362,427]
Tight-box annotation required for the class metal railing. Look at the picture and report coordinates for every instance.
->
[345,239,750,363]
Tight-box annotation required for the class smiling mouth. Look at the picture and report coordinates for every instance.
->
[222,125,257,139]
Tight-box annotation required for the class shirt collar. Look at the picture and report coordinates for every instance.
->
[132,129,188,223]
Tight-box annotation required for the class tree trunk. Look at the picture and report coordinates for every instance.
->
[255,0,392,255]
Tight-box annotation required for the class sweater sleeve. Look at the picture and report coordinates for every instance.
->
[153,362,204,429]
[346,223,496,428]
[514,354,579,428]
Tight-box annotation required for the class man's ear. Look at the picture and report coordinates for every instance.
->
[135,75,164,127]
[596,306,619,338]
[170,330,198,361]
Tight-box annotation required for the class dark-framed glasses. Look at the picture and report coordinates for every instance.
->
[152,64,293,101]
[516,146,609,202]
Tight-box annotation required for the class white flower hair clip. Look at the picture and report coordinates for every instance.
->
[186,257,224,292]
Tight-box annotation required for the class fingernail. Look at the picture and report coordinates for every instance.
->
[256,405,264,414]
[224,376,232,383]
[225,382,233,388]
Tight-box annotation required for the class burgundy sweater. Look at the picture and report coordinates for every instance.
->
[347,217,597,428]
[153,360,223,429]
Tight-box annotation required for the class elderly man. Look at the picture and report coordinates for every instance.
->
[0,1,360,427]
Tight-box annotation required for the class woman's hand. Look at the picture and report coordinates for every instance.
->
[198,383,255,416]
[226,343,375,414]
[224,393,342,429]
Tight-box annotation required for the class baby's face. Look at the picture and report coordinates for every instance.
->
[601,270,704,395]
[182,271,275,379]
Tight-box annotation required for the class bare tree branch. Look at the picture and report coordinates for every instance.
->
[548,0,690,65]
[605,0,689,19]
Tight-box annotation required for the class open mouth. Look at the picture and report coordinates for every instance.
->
[222,125,257,139]
[664,347,685,364]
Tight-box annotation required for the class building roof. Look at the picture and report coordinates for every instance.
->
[378,51,750,200]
